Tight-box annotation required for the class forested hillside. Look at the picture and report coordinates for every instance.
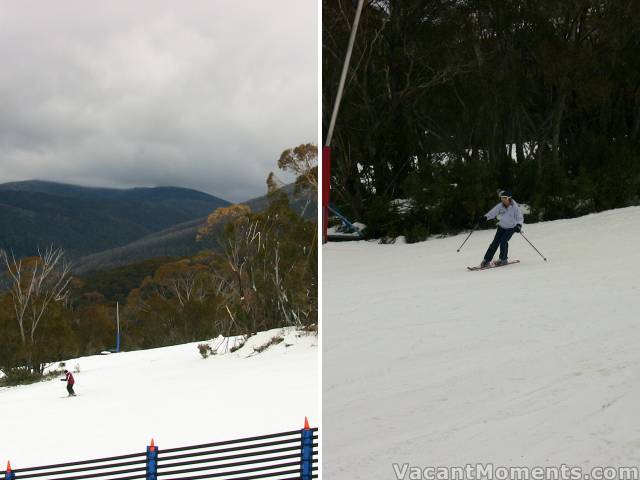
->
[0,181,230,258]
[72,183,317,274]
[324,1,640,240]
[0,145,318,386]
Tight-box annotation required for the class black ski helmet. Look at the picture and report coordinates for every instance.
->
[498,189,512,199]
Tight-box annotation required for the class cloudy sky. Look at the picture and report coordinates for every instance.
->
[0,1,317,202]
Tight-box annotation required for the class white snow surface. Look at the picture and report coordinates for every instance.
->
[0,328,317,467]
[324,207,640,478]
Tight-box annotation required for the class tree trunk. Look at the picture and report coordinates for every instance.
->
[550,84,568,166]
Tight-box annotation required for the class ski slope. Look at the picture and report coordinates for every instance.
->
[0,328,317,467]
[323,207,640,479]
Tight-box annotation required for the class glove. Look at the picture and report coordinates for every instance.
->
[514,224,522,233]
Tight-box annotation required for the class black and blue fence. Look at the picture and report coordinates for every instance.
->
[2,421,318,480]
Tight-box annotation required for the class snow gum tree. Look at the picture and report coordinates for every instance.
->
[0,247,73,375]
[198,145,318,335]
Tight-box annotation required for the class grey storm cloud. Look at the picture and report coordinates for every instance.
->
[0,1,317,202]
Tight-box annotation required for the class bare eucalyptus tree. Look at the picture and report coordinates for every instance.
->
[1,246,72,373]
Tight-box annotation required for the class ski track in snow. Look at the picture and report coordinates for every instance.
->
[324,207,640,479]
[0,328,318,467]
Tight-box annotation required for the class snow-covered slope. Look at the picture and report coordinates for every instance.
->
[0,328,317,467]
[324,207,640,478]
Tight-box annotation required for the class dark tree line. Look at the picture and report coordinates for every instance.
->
[324,0,640,241]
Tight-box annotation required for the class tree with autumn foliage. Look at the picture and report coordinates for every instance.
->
[199,147,318,335]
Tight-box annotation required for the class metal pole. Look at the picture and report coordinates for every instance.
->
[5,461,15,480]
[324,0,365,147]
[456,225,479,252]
[146,439,158,480]
[519,231,548,261]
[116,301,120,353]
[300,418,313,480]
[323,0,365,243]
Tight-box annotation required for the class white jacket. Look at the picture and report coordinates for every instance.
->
[485,200,524,229]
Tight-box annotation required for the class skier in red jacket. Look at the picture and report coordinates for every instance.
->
[61,370,76,396]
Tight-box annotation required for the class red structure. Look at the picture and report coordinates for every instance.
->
[322,147,331,243]
[323,0,365,243]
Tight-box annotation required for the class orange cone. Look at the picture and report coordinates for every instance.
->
[150,438,155,452]
[6,461,11,472]
[304,417,310,430]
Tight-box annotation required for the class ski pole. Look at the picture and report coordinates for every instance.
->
[456,224,479,252]
[519,231,547,261]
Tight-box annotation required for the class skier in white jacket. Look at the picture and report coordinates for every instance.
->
[480,190,524,267]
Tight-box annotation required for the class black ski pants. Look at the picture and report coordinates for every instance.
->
[484,226,515,262]
[67,384,75,396]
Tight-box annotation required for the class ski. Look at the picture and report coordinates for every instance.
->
[467,260,520,271]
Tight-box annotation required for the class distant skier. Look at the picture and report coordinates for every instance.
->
[61,369,76,397]
[480,190,524,267]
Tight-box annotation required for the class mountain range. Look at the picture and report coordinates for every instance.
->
[0,180,315,273]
